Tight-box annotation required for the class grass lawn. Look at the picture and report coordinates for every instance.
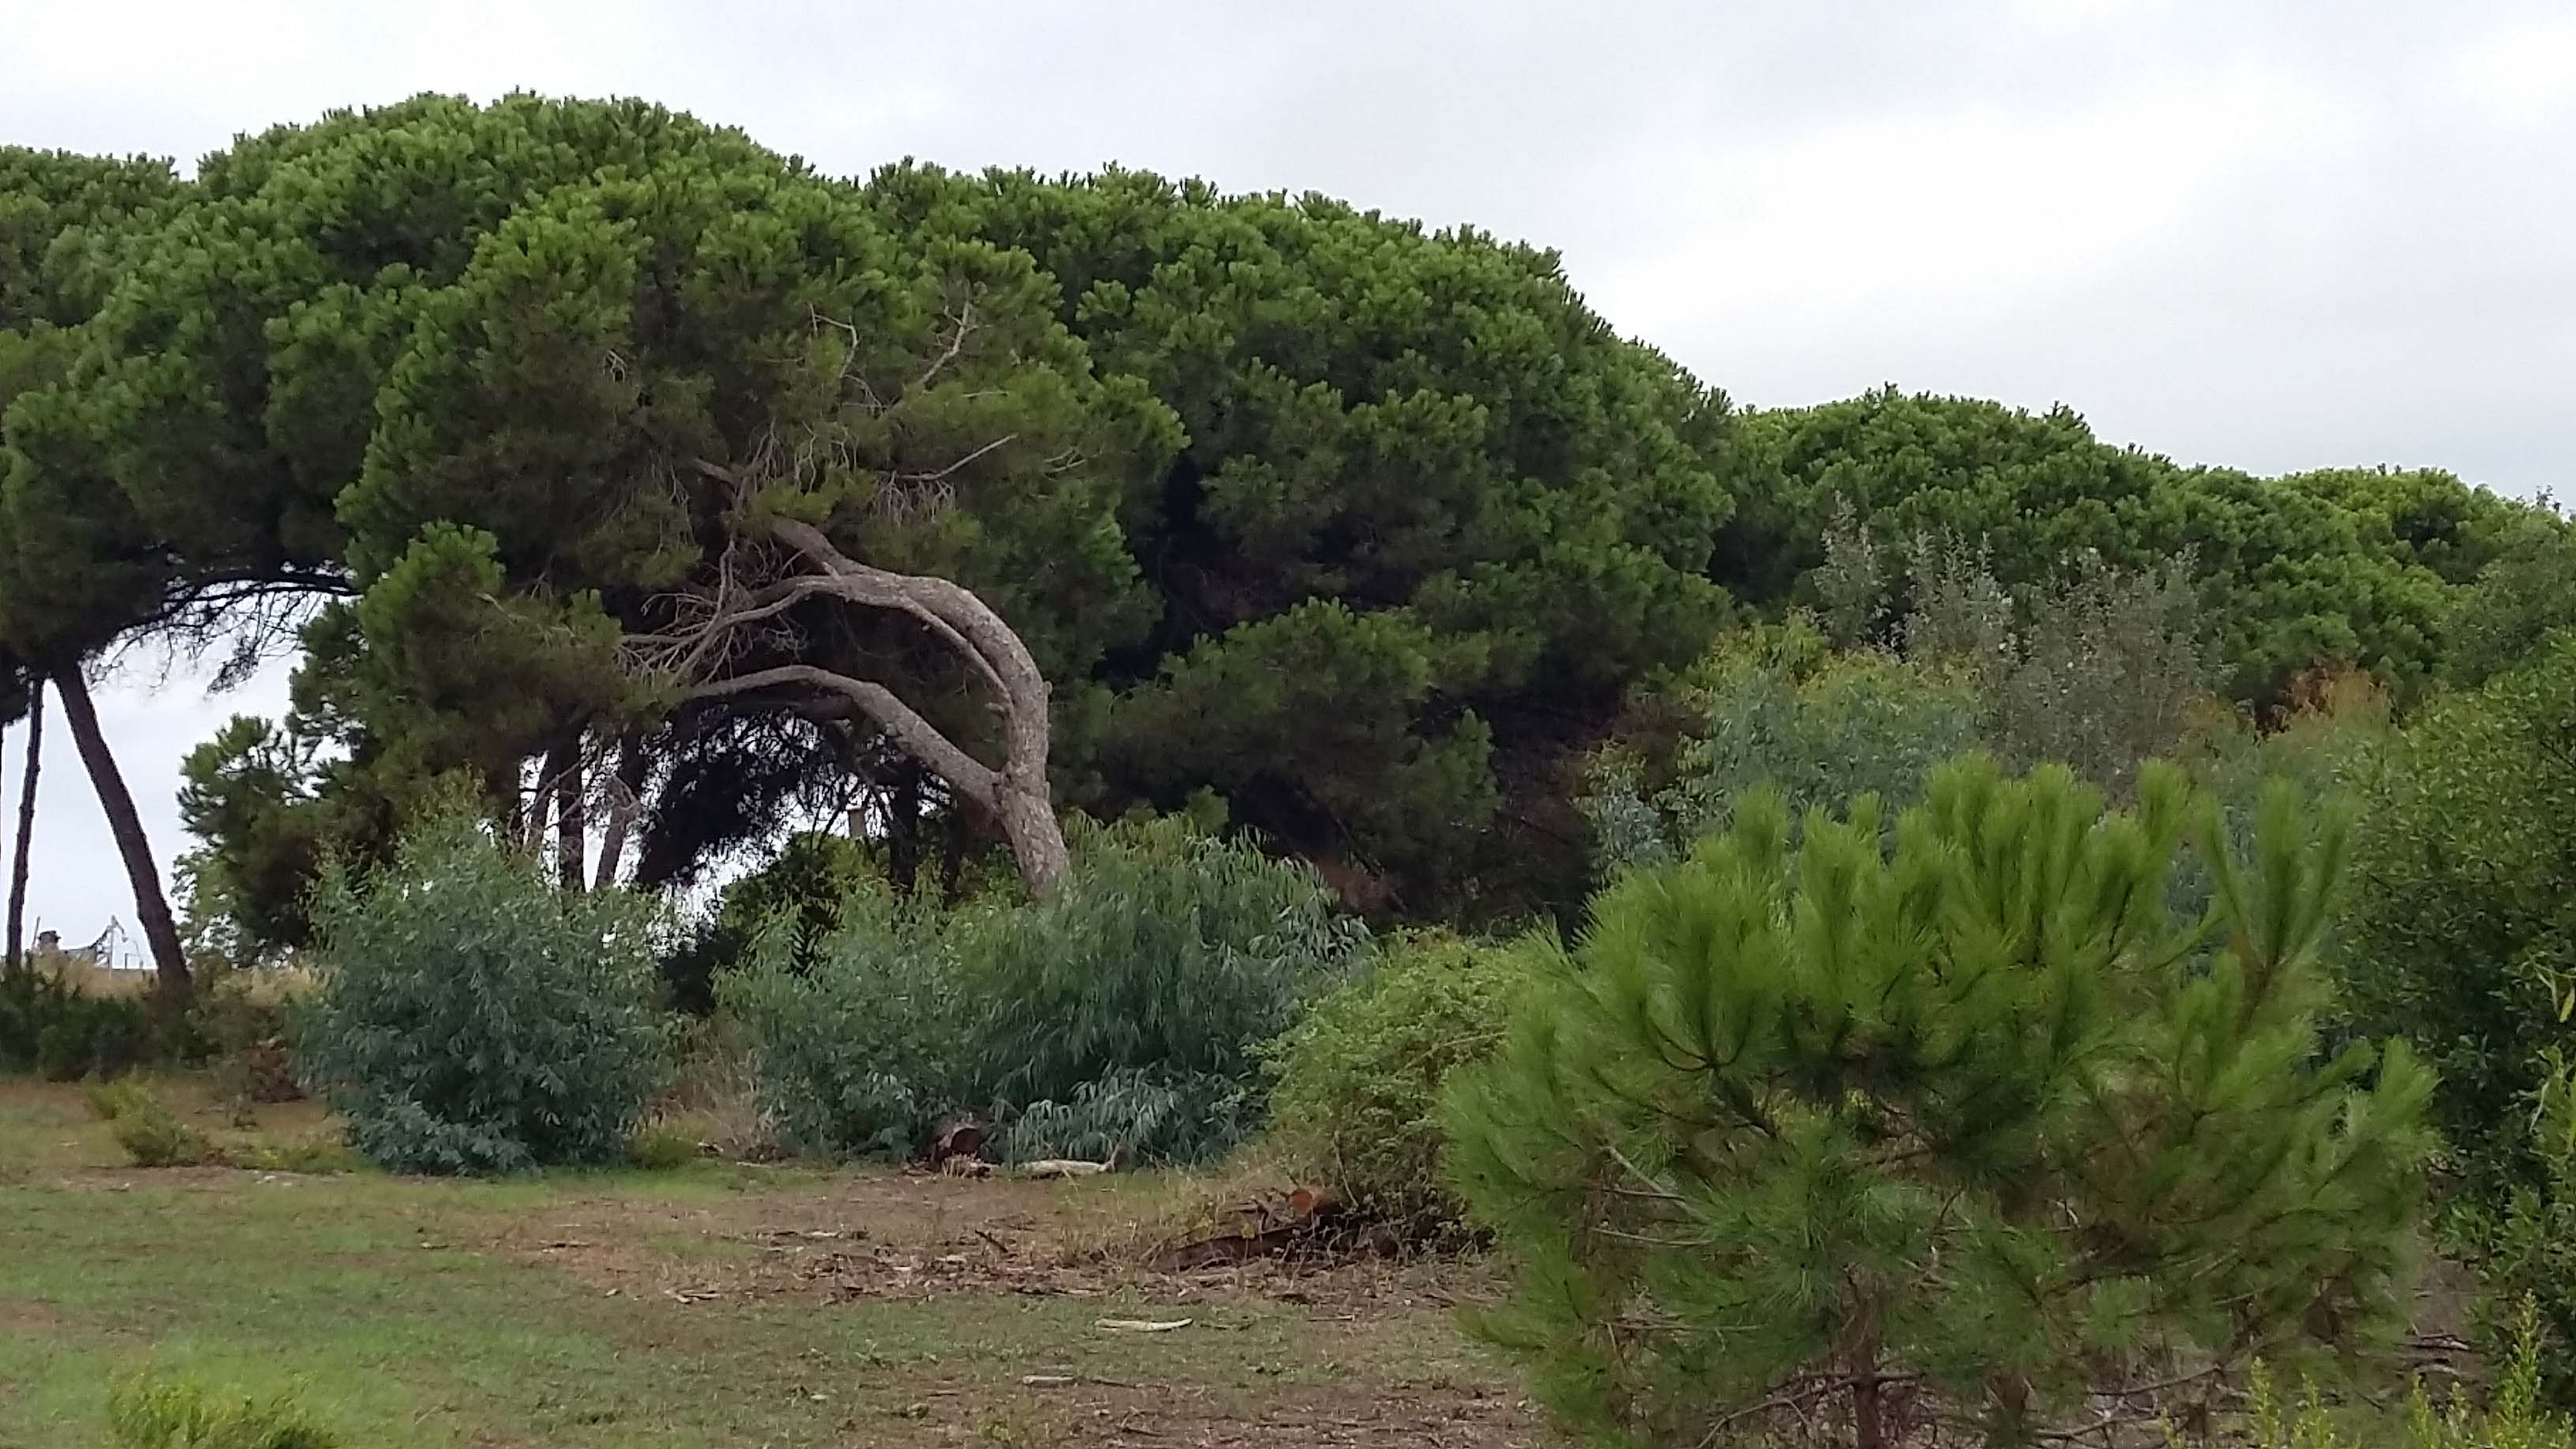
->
[0,1079,1539,1447]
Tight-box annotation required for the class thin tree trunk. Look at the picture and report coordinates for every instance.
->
[1847,1283,1886,1449]
[887,762,923,899]
[499,753,527,848]
[47,664,189,1004]
[547,733,586,893]
[5,686,34,974]
[940,803,970,906]
[592,737,647,892]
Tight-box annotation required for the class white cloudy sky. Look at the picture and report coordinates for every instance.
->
[3,0,2571,950]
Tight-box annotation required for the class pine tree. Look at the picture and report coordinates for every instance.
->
[1445,754,2433,1448]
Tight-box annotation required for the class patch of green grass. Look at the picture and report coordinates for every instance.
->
[107,1368,339,1447]
[0,1080,1527,1447]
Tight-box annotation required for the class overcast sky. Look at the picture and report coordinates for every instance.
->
[3,0,2570,952]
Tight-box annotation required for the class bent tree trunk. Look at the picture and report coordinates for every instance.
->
[6,683,39,972]
[48,664,190,1002]
[672,503,1069,897]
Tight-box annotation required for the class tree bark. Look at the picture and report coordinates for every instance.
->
[48,665,189,1003]
[5,685,36,974]
[593,736,648,892]
[546,733,586,893]
[1846,1281,1887,1449]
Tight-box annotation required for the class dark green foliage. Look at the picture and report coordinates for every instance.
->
[62,93,1175,902]
[995,1066,1254,1166]
[69,104,1745,926]
[1447,756,2433,1447]
[1263,932,1531,1232]
[177,717,331,950]
[2443,508,2576,686]
[715,833,882,975]
[653,916,743,1019]
[26,99,2549,934]
[878,164,1743,912]
[298,813,669,1174]
[106,1369,337,1449]
[2344,633,2576,1204]
[2453,1056,2576,1406]
[654,831,886,1016]
[23,987,152,1081]
[0,149,180,331]
[954,817,1365,1130]
[718,891,968,1159]
[725,817,1368,1164]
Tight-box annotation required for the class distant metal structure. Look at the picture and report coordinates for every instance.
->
[58,916,144,971]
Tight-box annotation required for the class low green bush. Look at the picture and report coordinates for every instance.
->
[297,813,671,1174]
[106,1369,337,1448]
[955,816,1367,1164]
[220,1136,361,1176]
[1263,932,1530,1233]
[995,1066,1252,1166]
[86,1080,213,1167]
[17,987,154,1081]
[1583,622,1982,877]
[626,1121,703,1171]
[719,891,967,1159]
[189,966,305,1109]
[726,817,1368,1166]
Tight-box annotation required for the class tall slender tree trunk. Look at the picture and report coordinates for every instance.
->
[47,665,189,1004]
[546,733,586,893]
[592,737,647,892]
[4,686,33,974]
[497,753,529,850]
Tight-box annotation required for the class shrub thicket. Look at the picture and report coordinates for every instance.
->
[1449,756,2433,1447]
[298,814,669,1174]
[726,817,1366,1165]
[2343,633,2576,1204]
[0,967,155,1081]
[661,832,885,1014]
[718,890,967,1159]
[1263,932,1531,1232]
[1904,534,2213,796]
[2456,1054,2576,1406]
[1584,622,1980,876]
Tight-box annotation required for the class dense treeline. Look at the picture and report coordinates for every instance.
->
[9,93,2576,1446]
[4,94,2558,983]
